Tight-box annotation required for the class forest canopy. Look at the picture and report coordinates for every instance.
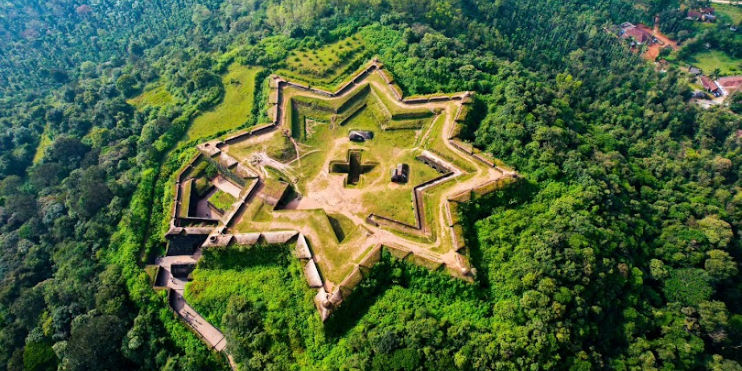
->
[0,0,740,370]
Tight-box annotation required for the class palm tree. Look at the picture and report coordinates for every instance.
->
[711,68,721,80]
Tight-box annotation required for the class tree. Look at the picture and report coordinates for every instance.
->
[191,69,219,89]
[63,167,112,219]
[44,137,89,171]
[664,269,713,306]
[699,301,730,344]
[705,250,738,282]
[23,341,57,371]
[30,162,64,190]
[698,216,734,249]
[65,315,131,371]
[115,74,137,97]
[711,68,721,80]
[222,297,269,369]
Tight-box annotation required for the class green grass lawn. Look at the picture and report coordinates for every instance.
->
[127,84,173,107]
[209,189,237,211]
[186,64,263,141]
[285,35,366,77]
[276,34,372,90]
[683,49,742,75]
[179,180,193,217]
[715,4,742,25]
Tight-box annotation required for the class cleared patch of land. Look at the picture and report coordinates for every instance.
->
[715,3,742,24]
[276,35,371,90]
[682,49,742,75]
[641,24,678,61]
[127,84,173,107]
[32,127,51,163]
[186,64,262,141]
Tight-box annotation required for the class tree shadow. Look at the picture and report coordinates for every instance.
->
[197,243,292,270]
[322,258,393,339]
[457,178,538,291]
[322,251,487,340]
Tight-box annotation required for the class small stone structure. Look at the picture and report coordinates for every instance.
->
[348,130,374,142]
[390,163,408,183]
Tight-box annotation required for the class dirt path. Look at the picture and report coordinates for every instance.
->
[639,22,679,61]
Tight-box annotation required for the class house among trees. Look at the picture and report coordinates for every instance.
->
[622,28,652,44]
[618,23,653,45]
[700,76,722,97]
[390,164,408,183]
[686,8,716,22]
[348,130,374,142]
[688,66,702,75]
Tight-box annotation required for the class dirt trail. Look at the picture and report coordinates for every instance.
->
[640,19,679,61]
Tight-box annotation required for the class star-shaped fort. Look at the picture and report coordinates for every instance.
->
[153,59,517,351]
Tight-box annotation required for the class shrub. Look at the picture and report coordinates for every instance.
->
[209,190,236,211]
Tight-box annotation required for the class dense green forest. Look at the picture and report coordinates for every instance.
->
[0,0,741,370]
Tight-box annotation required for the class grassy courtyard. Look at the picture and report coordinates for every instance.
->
[127,84,174,107]
[209,190,236,211]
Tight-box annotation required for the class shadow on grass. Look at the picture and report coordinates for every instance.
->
[327,216,347,243]
[323,257,392,339]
